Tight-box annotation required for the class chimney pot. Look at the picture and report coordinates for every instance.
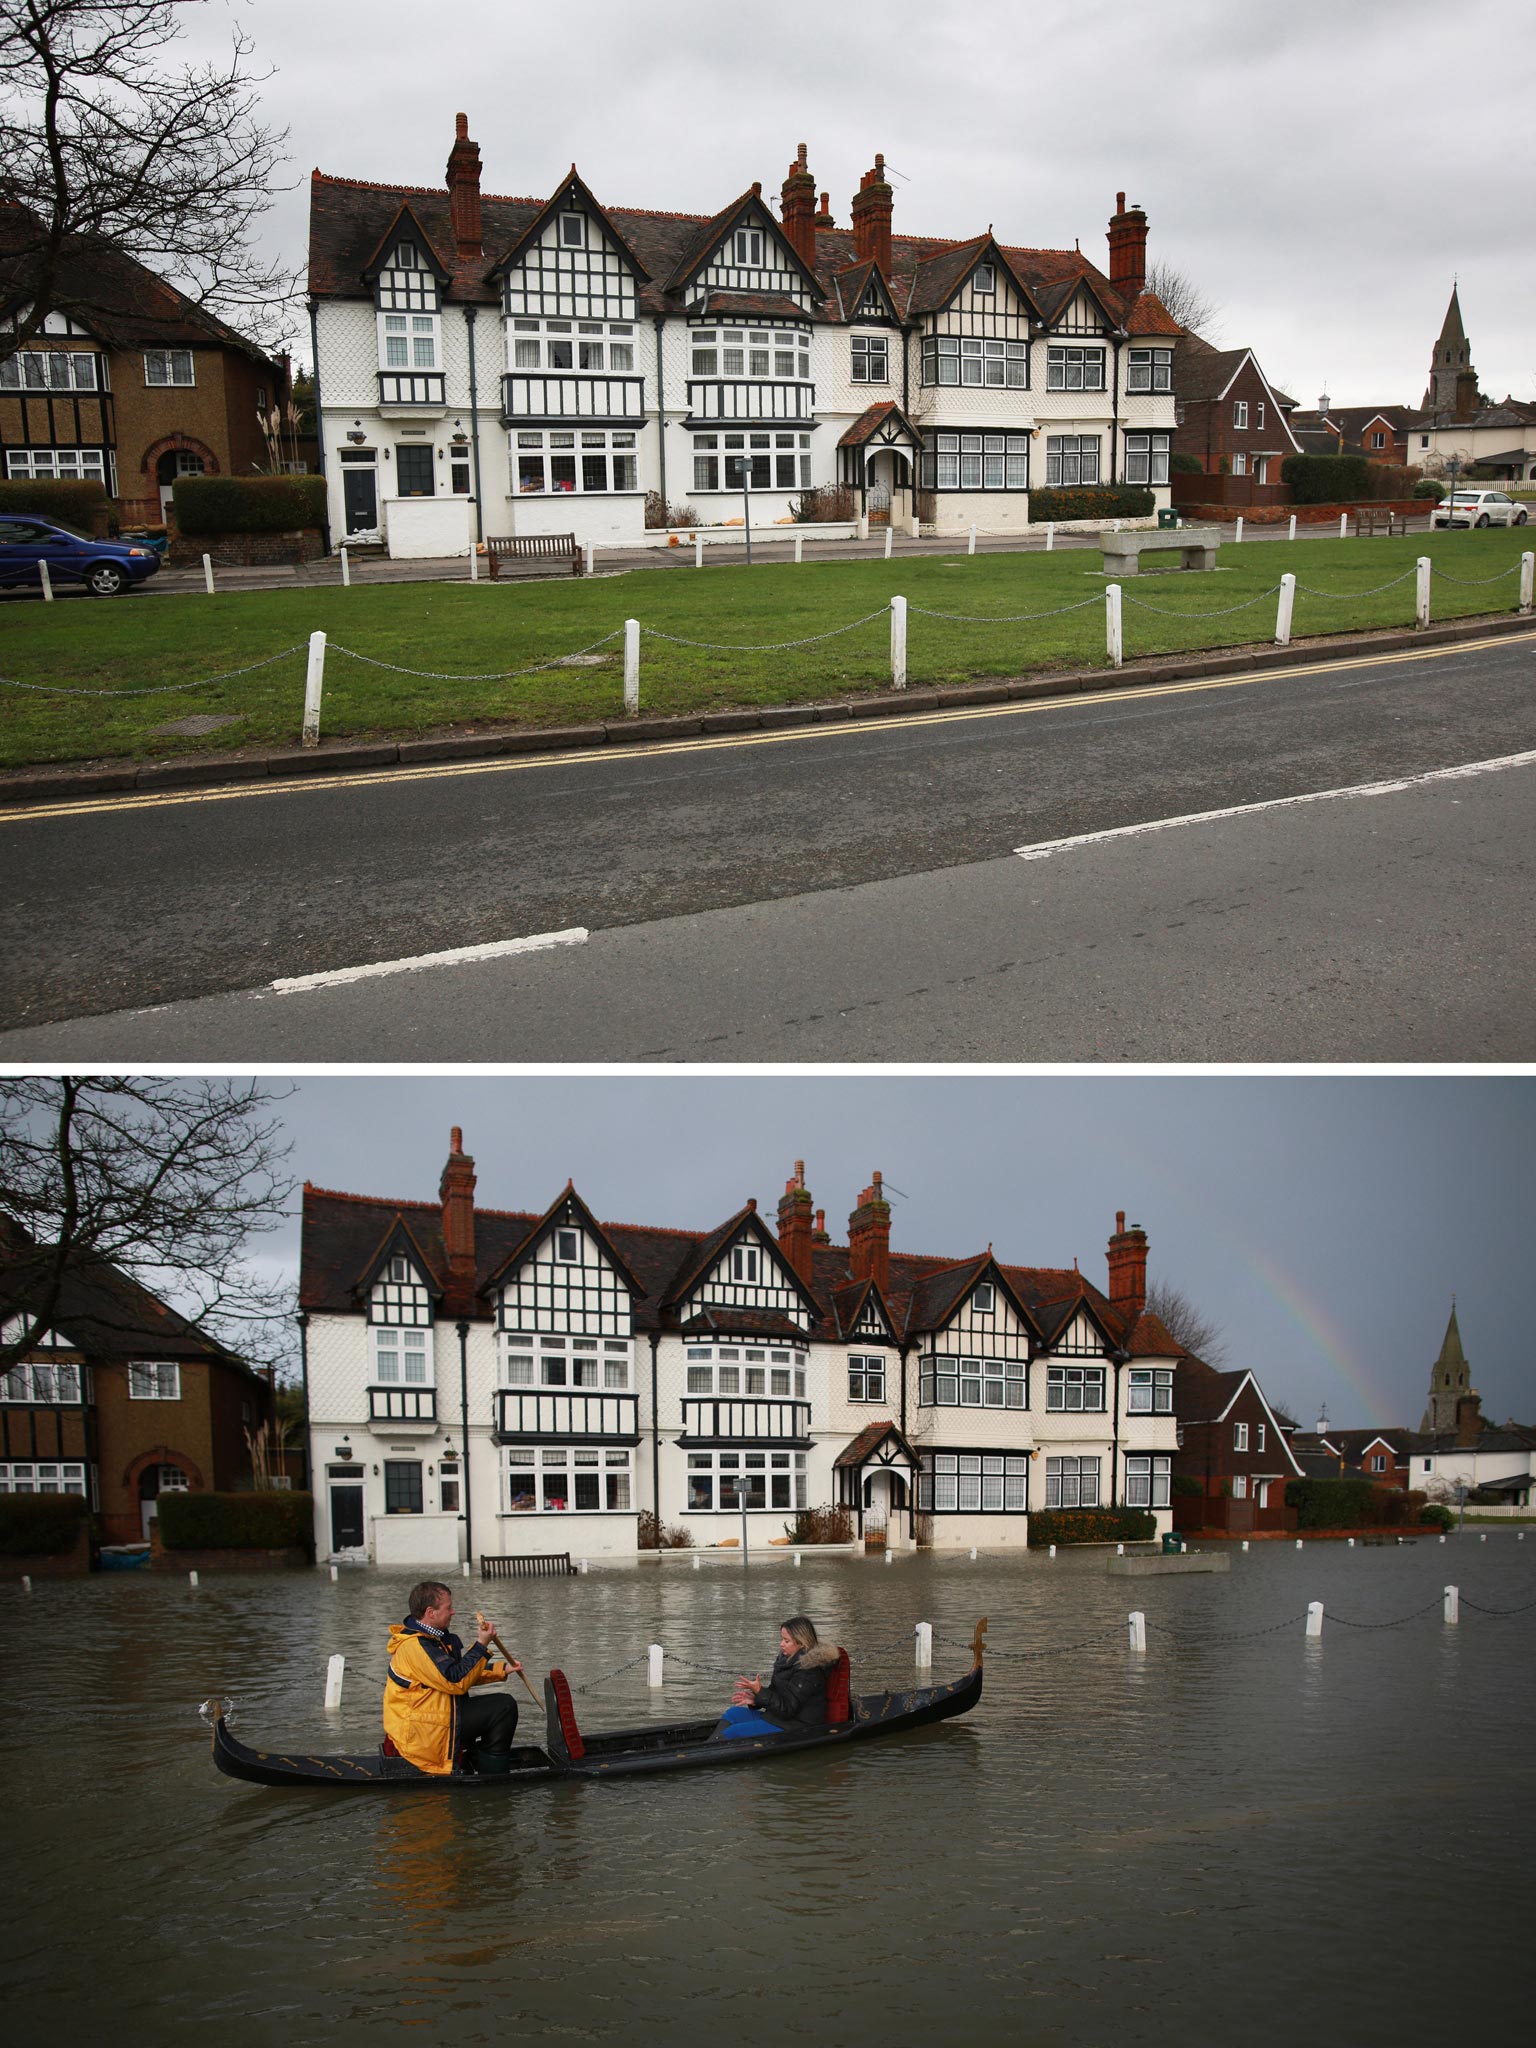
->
[777,1160,816,1287]
[1106,1209,1148,1321]
[439,1129,478,1317]
[848,1170,892,1292]
[445,113,483,260]
[1107,189,1148,299]
[780,148,818,267]
[850,153,894,272]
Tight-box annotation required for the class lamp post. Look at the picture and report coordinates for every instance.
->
[736,451,753,565]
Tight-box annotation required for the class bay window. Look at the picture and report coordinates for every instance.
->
[1045,1455,1101,1507]
[692,430,811,492]
[5,448,108,482]
[1045,435,1100,486]
[690,328,810,381]
[921,335,1028,388]
[0,1461,88,1496]
[918,1451,1030,1513]
[505,1445,633,1513]
[508,318,636,372]
[1,351,99,391]
[919,1352,1026,1408]
[919,432,1030,491]
[683,1345,807,1400]
[686,1449,806,1512]
[1,1361,83,1403]
[501,1334,631,1390]
[1127,1368,1174,1413]
[1126,347,1172,392]
[512,428,638,493]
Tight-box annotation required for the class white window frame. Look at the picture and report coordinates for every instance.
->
[921,335,1029,389]
[507,317,636,374]
[0,1460,88,1496]
[1124,432,1170,486]
[683,1345,804,1400]
[689,327,810,383]
[1046,345,1106,392]
[1232,1474,1248,1499]
[1046,1365,1107,1412]
[848,1353,886,1402]
[1231,452,1247,476]
[850,333,889,384]
[511,427,639,496]
[554,1228,581,1264]
[731,1244,761,1284]
[1127,1368,1174,1414]
[1045,435,1101,487]
[371,1325,430,1387]
[128,1362,181,1401]
[1,1361,83,1403]
[560,214,586,249]
[1126,347,1172,393]
[920,431,1030,491]
[505,1444,635,1515]
[1124,1454,1171,1508]
[684,1448,805,1514]
[1233,400,1249,429]
[1044,1455,1101,1508]
[918,1352,1025,1410]
[1370,1454,1386,1473]
[1256,402,1266,429]
[5,447,109,483]
[690,429,810,493]
[143,349,194,387]
[731,227,765,266]
[0,350,99,392]
[501,1332,631,1392]
[918,1451,1030,1514]
[973,262,995,292]
[1256,1424,1266,1452]
[972,1282,995,1313]
[1234,1421,1249,1451]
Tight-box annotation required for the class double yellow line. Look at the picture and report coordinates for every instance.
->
[3,630,1528,828]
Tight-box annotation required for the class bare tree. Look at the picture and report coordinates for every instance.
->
[1144,260,1222,341]
[1143,1278,1227,1365]
[0,0,295,354]
[0,1076,295,1373]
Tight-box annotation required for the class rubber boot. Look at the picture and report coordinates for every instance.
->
[475,1748,514,1777]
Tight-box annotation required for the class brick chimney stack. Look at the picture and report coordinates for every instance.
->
[1106,1209,1148,1320]
[446,112,483,260]
[780,144,818,270]
[851,154,893,273]
[813,1207,830,1245]
[1107,191,1148,299]
[1455,1392,1484,1447]
[815,192,837,235]
[439,1125,478,1317]
[776,1158,816,1288]
[848,1171,891,1292]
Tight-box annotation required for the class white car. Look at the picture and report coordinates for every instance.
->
[1431,489,1529,529]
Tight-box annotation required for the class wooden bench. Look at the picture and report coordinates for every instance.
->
[1091,524,1221,575]
[481,1552,577,1579]
[485,533,583,579]
[1353,509,1408,537]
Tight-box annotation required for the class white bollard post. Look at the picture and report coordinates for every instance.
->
[1116,1543,1125,1556]
[1113,518,1122,533]
[648,1643,664,1688]
[794,1551,801,1566]
[1235,516,1244,545]
[1306,1602,1324,1638]
[885,1549,894,1566]
[1520,552,1534,615]
[1128,1610,1146,1654]
[469,544,478,583]
[912,514,921,541]
[1339,512,1348,540]
[968,524,976,557]
[694,532,703,570]
[1440,1534,1446,1544]
[585,540,595,578]
[38,559,53,602]
[1480,1533,1486,1543]
[302,629,326,749]
[1106,582,1123,669]
[1444,1585,1459,1625]
[1416,555,1431,629]
[623,617,640,716]
[1045,521,1055,552]
[890,593,907,690]
[969,1547,977,1561]
[1348,1537,1355,1548]
[189,1570,199,1588]
[1296,1538,1303,1549]
[340,545,351,588]
[915,1621,933,1668]
[579,1557,590,1573]
[1048,1544,1057,1559]
[1241,1541,1249,1553]
[883,524,893,561]
[324,1653,345,1711]
[1288,514,1297,542]
[203,552,215,595]
[22,1574,33,1593]
[794,530,803,565]
[330,1564,339,1582]
[1276,572,1296,645]
[462,1561,470,1578]
[691,1554,700,1570]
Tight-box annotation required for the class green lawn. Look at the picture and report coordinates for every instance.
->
[0,527,1530,770]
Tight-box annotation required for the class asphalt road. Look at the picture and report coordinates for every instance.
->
[3,631,1533,1060]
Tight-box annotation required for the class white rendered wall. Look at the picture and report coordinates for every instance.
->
[385,495,473,557]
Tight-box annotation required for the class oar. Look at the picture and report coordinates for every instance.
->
[476,1611,541,1705]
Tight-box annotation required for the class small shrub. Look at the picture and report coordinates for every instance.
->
[1284,1477,1390,1528]
[791,484,857,523]
[1413,478,1448,501]
[787,1503,854,1545]
[1171,1473,1204,1497]
[173,474,327,535]
[1028,1507,1157,1546]
[1169,451,1205,476]
[1028,486,1156,524]
[637,1509,695,1550]
[643,490,701,531]
[1280,453,1375,505]
[0,478,116,534]
[155,1488,313,1551]
[0,1491,91,1556]
[1419,1504,1454,1531]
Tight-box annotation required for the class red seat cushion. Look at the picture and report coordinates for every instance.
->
[825,1648,850,1726]
[547,1667,586,1761]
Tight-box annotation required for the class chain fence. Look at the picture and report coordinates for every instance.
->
[640,606,891,653]
[1121,585,1283,619]
[1319,1596,1445,1630]
[1433,563,1523,587]
[1295,568,1419,599]
[328,629,624,683]
[907,597,1102,625]
[1460,1592,1536,1617]
[0,645,304,698]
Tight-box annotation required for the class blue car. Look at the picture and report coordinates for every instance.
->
[0,514,163,597]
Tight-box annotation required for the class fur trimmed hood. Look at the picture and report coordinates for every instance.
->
[792,1640,841,1672]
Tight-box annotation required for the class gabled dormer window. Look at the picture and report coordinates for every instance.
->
[972,1282,995,1313]
[974,263,995,293]
[560,214,586,248]
[555,1228,581,1264]
[376,243,438,313]
[732,1244,761,1283]
[371,1255,432,1326]
[733,227,765,266]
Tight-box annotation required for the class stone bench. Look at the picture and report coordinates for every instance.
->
[1092,524,1221,575]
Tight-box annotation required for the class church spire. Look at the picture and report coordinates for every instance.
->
[1422,285,1479,416]
[1420,1302,1474,1432]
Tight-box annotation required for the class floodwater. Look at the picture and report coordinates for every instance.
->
[6,1535,1533,2045]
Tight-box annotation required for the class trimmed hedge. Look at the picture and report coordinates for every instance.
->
[173,475,327,535]
[1171,1473,1204,1497]
[1169,451,1205,476]
[1283,1479,1427,1529]
[1029,486,1156,523]
[1029,1507,1156,1546]
[156,1488,313,1551]
[0,478,116,534]
[1413,479,1447,501]
[0,1491,91,1556]
[1418,1504,1454,1531]
[1280,453,1375,504]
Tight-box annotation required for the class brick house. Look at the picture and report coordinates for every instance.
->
[0,213,291,525]
[1170,334,1301,496]
[1325,1427,1412,1488]
[1286,404,1412,467]
[299,1136,1183,1566]
[1,1231,274,1545]
[1172,1360,1304,1534]
[307,117,1180,554]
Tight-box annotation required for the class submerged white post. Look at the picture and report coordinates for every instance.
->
[1444,1585,1459,1625]
[794,1550,802,1566]
[1520,551,1534,614]
[969,1546,977,1561]
[324,1653,345,1711]
[579,1557,590,1574]
[1106,582,1123,669]
[1339,512,1349,540]
[623,617,640,716]
[1416,555,1432,628]
[1241,1540,1249,1553]
[1235,515,1244,545]
[462,1561,470,1577]
[329,1563,338,1582]
[1045,521,1055,552]
[202,552,215,595]
[794,530,803,565]
[885,1548,894,1566]
[189,1570,199,1588]
[38,559,53,602]
[691,1554,700,1570]
[1276,572,1296,645]
[891,593,907,690]
[915,1621,933,1668]
[1306,1602,1324,1638]
[694,532,703,569]
[968,524,977,556]
[21,1575,32,1594]
[1128,1610,1147,1654]
[302,629,326,749]
[648,1643,664,1688]
[1288,514,1298,542]
[340,545,351,587]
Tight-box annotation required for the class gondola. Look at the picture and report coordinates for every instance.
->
[207,1620,986,1790]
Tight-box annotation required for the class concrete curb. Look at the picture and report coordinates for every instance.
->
[2,610,1531,808]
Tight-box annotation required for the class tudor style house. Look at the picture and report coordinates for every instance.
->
[1172,1358,1304,1535]
[306,119,1180,554]
[0,213,290,525]
[0,1224,275,1545]
[298,1139,1183,1565]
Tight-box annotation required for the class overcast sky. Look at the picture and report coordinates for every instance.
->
[236,1074,1534,1433]
[179,0,1535,410]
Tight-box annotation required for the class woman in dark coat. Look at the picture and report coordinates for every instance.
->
[715,1616,838,1740]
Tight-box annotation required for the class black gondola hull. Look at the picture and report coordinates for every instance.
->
[209,1663,982,1790]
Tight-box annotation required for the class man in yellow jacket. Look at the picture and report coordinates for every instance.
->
[384,1580,522,1775]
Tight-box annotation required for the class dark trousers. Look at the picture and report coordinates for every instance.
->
[460,1691,519,1756]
